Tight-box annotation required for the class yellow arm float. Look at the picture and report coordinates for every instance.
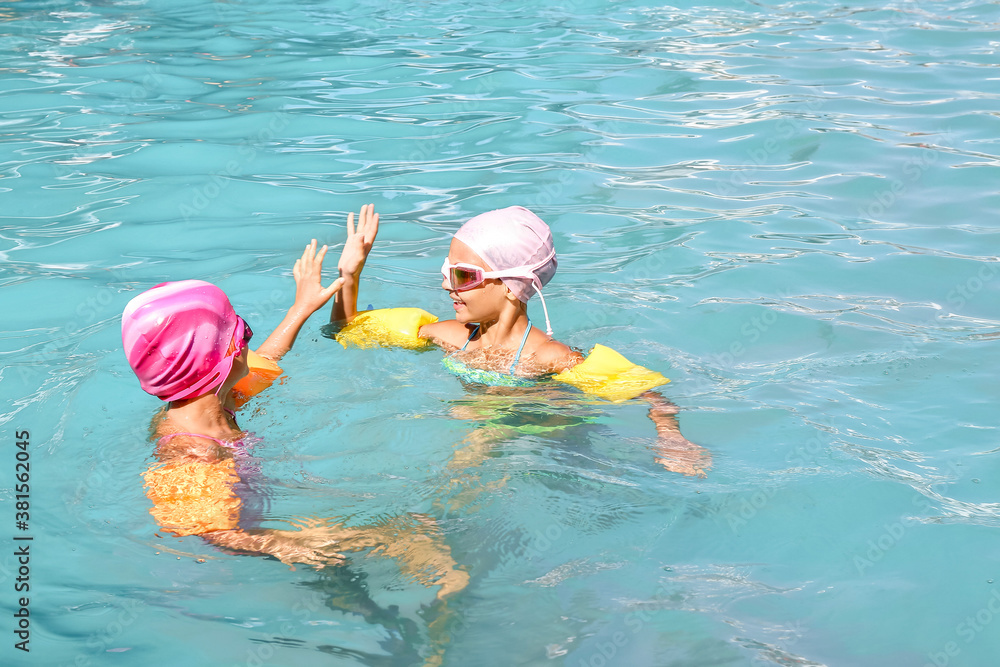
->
[231,349,283,407]
[554,344,669,402]
[335,307,439,350]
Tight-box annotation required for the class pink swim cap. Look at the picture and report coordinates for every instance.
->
[121,280,246,402]
[455,206,557,334]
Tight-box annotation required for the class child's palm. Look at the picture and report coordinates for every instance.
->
[338,203,379,277]
[292,239,343,313]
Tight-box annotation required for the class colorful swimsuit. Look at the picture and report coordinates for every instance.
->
[143,431,266,537]
[442,319,536,387]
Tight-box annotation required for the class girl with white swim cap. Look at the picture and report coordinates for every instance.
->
[331,204,710,477]
[333,204,582,378]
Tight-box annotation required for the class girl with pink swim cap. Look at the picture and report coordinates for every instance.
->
[332,205,711,477]
[123,240,348,566]
[122,228,470,596]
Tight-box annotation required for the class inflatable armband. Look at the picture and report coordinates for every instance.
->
[232,350,283,407]
[554,344,668,402]
[336,308,439,350]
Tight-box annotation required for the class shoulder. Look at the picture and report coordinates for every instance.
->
[530,335,584,374]
[419,319,473,350]
[154,431,231,463]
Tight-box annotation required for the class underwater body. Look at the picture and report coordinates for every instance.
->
[2,0,1000,665]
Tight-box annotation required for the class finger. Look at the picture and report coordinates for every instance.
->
[362,205,378,238]
[322,276,346,298]
[301,243,316,271]
[315,281,342,305]
[315,244,328,265]
[346,211,355,237]
[359,207,375,241]
[293,258,301,280]
[354,206,365,236]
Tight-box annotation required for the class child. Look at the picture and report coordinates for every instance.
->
[123,236,468,596]
[331,204,711,477]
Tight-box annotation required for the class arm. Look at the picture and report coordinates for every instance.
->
[331,203,379,323]
[642,390,711,478]
[418,319,472,350]
[204,527,345,570]
[209,516,468,596]
[255,239,344,362]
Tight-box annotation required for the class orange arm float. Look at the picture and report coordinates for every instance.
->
[232,350,284,408]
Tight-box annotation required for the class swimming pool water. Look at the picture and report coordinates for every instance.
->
[2,0,1000,664]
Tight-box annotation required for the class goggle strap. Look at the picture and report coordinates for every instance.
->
[534,281,553,337]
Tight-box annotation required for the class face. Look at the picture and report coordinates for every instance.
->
[443,238,512,324]
[220,347,250,396]
[219,318,252,395]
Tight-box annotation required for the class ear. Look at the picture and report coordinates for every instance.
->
[504,286,519,302]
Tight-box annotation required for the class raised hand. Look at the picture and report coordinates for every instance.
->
[253,240,345,361]
[338,203,379,280]
[292,239,344,316]
[331,203,380,323]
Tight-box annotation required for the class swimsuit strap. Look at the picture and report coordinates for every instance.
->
[157,432,227,446]
[460,324,481,352]
[460,320,532,373]
[509,318,532,374]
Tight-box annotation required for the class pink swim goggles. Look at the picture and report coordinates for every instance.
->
[441,261,511,292]
[229,317,254,357]
[440,250,556,335]
[181,315,254,401]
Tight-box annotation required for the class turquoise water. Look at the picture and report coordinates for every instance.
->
[2,0,1000,664]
